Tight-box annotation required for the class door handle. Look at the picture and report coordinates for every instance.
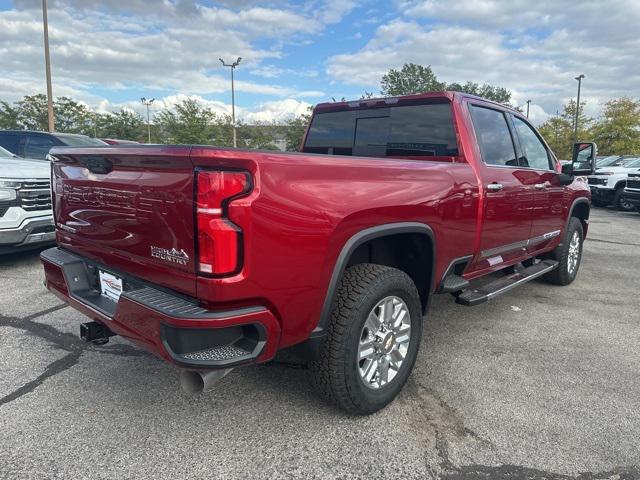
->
[534,183,547,190]
[486,183,503,192]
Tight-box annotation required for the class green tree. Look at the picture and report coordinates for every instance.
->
[96,109,145,141]
[15,94,49,130]
[380,63,445,96]
[591,97,640,155]
[238,121,278,150]
[446,81,512,104]
[0,101,20,129]
[155,98,216,144]
[379,63,513,105]
[54,96,94,135]
[538,100,592,159]
[284,107,312,151]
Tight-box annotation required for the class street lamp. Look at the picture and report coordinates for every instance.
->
[141,97,154,143]
[573,74,585,142]
[526,100,531,118]
[42,0,54,132]
[219,57,242,148]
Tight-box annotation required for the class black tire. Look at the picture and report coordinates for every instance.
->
[309,263,422,415]
[542,217,584,285]
[614,188,635,211]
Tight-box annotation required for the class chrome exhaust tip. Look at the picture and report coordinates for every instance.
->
[180,368,233,395]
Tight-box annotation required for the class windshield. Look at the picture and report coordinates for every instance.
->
[596,155,621,167]
[624,158,640,168]
[0,146,16,158]
[54,134,106,147]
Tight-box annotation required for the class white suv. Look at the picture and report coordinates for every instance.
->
[0,146,54,254]
[588,156,640,211]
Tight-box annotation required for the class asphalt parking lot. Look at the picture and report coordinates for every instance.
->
[1,207,639,480]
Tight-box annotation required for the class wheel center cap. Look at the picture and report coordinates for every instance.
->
[382,332,395,353]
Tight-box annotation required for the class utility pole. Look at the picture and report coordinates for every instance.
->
[573,74,584,142]
[526,100,531,118]
[219,57,242,148]
[141,97,154,143]
[42,0,54,132]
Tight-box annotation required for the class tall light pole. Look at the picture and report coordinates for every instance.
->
[526,100,531,118]
[141,97,154,143]
[219,57,242,148]
[42,0,54,132]
[573,74,585,142]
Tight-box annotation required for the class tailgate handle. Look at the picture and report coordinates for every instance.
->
[83,156,113,174]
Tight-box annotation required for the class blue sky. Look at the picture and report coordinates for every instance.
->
[1,0,639,124]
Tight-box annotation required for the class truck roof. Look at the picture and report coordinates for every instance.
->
[314,91,519,115]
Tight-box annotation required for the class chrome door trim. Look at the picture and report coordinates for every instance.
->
[480,230,561,258]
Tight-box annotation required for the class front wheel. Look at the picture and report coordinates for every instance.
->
[614,188,635,211]
[309,263,422,415]
[542,217,584,285]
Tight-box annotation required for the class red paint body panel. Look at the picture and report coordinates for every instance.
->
[42,92,590,368]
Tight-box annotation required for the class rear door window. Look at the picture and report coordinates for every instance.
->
[304,103,458,157]
[24,135,57,160]
[469,105,517,167]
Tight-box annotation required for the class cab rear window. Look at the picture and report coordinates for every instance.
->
[303,103,459,157]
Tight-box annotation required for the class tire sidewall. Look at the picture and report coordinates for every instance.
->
[341,272,422,413]
[563,219,584,283]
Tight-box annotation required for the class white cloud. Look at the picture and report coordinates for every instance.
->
[99,95,312,124]
[243,99,312,123]
[0,0,341,107]
[328,1,640,122]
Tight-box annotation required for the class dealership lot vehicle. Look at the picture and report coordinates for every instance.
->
[0,148,54,254]
[40,92,595,414]
[623,172,640,212]
[100,138,140,145]
[2,207,640,479]
[595,155,623,168]
[588,155,640,210]
[0,130,106,160]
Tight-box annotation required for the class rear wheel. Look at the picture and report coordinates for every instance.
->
[309,263,422,415]
[542,217,584,285]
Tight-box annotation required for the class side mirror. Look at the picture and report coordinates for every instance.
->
[570,142,597,176]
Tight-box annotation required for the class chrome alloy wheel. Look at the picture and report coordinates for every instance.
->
[357,296,411,389]
[567,230,581,275]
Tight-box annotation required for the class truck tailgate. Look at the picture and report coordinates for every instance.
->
[50,146,198,297]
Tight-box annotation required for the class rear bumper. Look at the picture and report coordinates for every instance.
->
[40,247,281,369]
[623,189,640,206]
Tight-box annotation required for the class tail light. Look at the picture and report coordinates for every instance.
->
[195,170,251,275]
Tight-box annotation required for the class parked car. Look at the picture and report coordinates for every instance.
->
[623,172,640,212]
[100,138,140,145]
[0,146,54,254]
[588,155,640,210]
[41,92,595,414]
[0,130,106,160]
[595,155,623,168]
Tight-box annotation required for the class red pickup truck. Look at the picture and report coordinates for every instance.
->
[41,92,596,414]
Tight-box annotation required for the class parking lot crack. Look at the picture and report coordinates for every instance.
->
[0,350,82,408]
[0,310,147,358]
[440,463,640,479]
[587,238,640,247]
